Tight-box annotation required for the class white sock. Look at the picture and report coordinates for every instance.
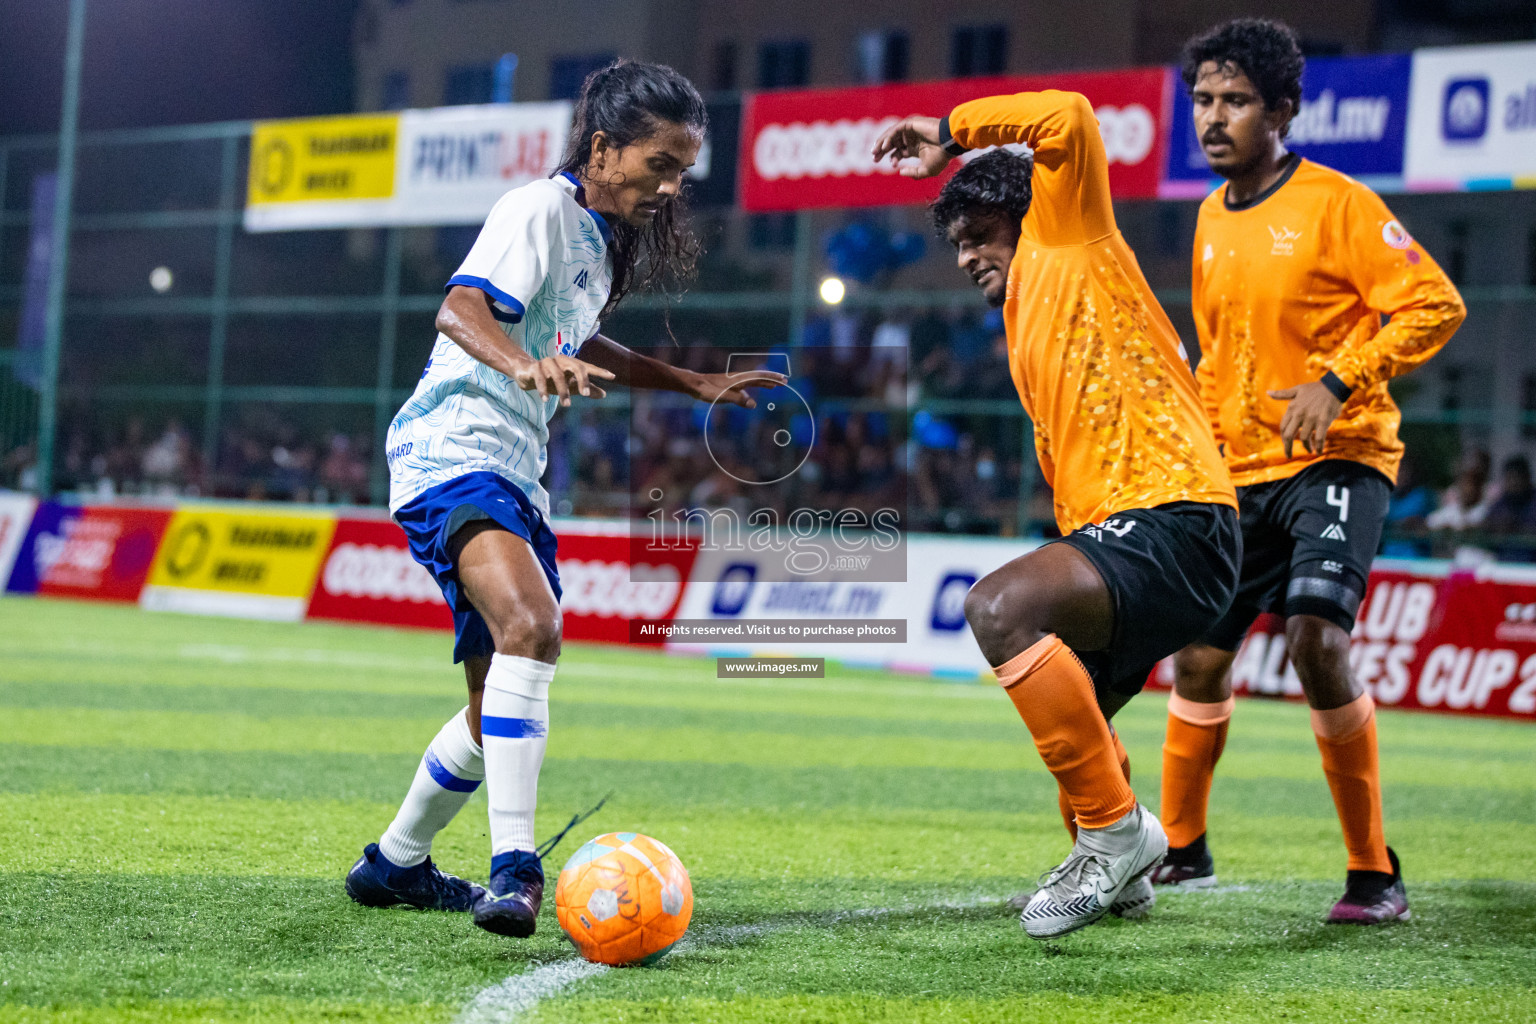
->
[481,653,554,857]
[378,706,485,868]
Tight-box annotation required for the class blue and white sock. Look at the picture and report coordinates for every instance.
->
[378,706,484,868]
[481,653,554,859]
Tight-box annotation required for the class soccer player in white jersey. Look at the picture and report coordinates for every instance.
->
[345,60,782,939]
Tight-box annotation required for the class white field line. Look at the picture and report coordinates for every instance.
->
[453,959,609,1024]
[453,893,1010,1023]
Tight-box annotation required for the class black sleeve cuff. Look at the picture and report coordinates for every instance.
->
[939,115,967,157]
[1321,371,1353,403]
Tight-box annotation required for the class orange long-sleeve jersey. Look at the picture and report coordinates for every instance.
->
[947,90,1235,533]
[1193,157,1466,487]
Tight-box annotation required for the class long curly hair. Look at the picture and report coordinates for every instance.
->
[553,60,708,317]
[1180,19,1305,137]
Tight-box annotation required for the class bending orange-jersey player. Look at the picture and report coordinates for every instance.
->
[875,90,1240,939]
[1154,19,1465,925]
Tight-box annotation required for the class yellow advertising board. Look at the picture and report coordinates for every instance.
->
[244,113,399,230]
[140,507,338,621]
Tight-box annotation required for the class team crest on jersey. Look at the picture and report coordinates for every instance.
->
[1202,243,1214,264]
[1381,220,1413,250]
[1268,226,1303,256]
[574,268,589,290]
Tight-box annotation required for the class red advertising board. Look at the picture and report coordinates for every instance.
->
[36,505,172,603]
[1148,562,1536,721]
[307,517,699,646]
[739,68,1169,211]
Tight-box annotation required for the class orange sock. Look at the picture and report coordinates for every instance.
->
[1312,692,1392,874]
[1160,693,1234,849]
[1058,731,1131,841]
[996,634,1135,830]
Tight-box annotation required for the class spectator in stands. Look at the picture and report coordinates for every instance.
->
[1382,452,1437,557]
[141,419,192,492]
[318,433,370,505]
[1483,455,1536,561]
[1427,448,1492,531]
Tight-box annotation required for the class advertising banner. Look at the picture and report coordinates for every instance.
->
[307,516,698,646]
[140,507,337,621]
[1162,53,1412,198]
[0,492,38,586]
[392,102,573,225]
[35,505,172,602]
[245,113,400,231]
[739,68,1169,211]
[1405,41,1536,191]
[1147,560,1536,721]
[307,515,453,631]
[666,534,1027,674]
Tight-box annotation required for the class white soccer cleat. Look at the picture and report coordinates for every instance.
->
[1109,872,1156,919]
[1018,804,1168,939]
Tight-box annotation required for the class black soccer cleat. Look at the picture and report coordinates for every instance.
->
[1149,832,1218,889]
[1327,847,1410,925]
[472,849,545,938]
[345,843,485,912]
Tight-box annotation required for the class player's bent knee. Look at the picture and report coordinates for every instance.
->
[487,604,563,662]
[963,578,1045,664]
[1172,645,1234,703]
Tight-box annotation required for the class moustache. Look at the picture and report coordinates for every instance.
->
[1203,131,1233,146]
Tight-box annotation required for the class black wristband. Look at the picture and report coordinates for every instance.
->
[938,115,966,157]
[1320,371,1353,403]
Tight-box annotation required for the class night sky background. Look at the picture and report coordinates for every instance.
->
[0,0,357,134]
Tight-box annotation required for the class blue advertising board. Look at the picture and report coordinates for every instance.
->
[1162,52,1411,197]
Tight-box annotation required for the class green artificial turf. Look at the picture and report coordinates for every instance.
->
[1,595,1533,1023]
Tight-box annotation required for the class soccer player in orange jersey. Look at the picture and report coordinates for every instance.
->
[1152,20,1466,924]
[874,92,1241,939]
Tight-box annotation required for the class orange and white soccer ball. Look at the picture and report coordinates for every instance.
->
[554,831,693,966]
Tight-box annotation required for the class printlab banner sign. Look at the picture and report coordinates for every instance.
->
[1405,41,1536,191]
[244,104,573,231]
[1162,53,1411,198]
[739,68,1169,211]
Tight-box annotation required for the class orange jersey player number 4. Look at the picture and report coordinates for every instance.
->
[1192,158,1466,488]
[943,90,1236,533]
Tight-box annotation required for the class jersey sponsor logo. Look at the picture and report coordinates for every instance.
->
[1442,77,1490,141]
[1382,220,1413,250]
[1321,523,1348,541]
[573,268,589,290]
[1322,560,1345,574]
[1268,225,1303,256]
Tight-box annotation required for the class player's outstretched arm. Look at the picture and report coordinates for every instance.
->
[438,285,614,407]
[577,334,786,410]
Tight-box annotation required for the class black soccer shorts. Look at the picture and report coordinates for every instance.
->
[1200,459,1392,652]
[1052,501,1242,700]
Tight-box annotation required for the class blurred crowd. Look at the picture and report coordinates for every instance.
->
[1386,448,1536,561]
[4,415,374,505]
[7,302,1536,562]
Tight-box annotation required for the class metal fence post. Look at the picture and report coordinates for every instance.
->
[786,210,813,349]
[202,133,240,486]
[370,227,403,505]
[35,0,87,497]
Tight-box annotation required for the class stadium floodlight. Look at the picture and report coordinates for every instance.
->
[818,276,846,304]
[150,267,174,293]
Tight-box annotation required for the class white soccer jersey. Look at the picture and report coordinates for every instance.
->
[387,173,613,516]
